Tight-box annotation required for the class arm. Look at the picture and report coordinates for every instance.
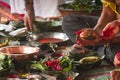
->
[94,0,116,34]
[24,0,35,32]
[74,0,119,47]
[94,0,120,44]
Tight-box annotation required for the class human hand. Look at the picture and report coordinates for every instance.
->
[110,70,120,80]
[76,28,102,47]
[113,51,120,68]
[102,21,120,41]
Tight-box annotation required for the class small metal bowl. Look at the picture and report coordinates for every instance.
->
[70,49,105,70]
[0,46,39,61]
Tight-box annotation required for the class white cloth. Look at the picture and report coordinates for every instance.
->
[10,0,65,18]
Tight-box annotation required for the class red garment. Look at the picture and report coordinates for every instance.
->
[0,0,10,10]
[0,0,24,18]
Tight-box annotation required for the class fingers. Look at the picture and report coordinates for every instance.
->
[102,21,120,40]
[114,52,120,68]
[76,28,102,46]
[110,70,120,80]
[76,37,102,46]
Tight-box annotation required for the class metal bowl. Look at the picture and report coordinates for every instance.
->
[27,32,69,46]
[34,18,62,32]
[70,49,105,70]
[0,46,39,61]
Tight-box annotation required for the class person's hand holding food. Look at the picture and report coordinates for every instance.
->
[75,28,102,47]
[110,70,120,80]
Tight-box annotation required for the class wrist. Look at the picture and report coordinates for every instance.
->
[116,19,120,23]
[114,20,120,29]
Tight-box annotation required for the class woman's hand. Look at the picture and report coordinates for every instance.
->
[75,28,102,47]
[113,51,120,68]
[110,70,120,80]
[102,21,120,41]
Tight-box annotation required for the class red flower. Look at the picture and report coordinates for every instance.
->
[45,61,53,67]
[77,40,82,44]
[45,60,63,71]
[7,74,18,78]
[55,64,63,71]
[75,30,82,35]
[67,77,73,80]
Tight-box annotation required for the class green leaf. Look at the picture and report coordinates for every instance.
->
[0,53,6,60]
[31,63,45,71]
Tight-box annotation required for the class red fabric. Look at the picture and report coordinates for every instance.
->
[0,0,10,10]
[19,14,25,17]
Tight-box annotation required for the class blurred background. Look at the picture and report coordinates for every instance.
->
[3,0,74,4]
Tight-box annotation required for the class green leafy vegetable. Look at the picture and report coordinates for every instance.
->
[59,0,102,12]
[0,52,14,72]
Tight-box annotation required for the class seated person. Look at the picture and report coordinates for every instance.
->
[62,0,120,66]
[10,0,65,31]
[62,0,120,79]
[10,0,65,19]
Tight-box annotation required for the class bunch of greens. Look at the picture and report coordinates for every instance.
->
[9,21,25,29]
[29,56,73,74]
[0,52,14,73]
[59,0,102,12]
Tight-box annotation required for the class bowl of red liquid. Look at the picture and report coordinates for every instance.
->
[27,32,69,46]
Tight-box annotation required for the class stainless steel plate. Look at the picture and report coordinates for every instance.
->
[27,32,69,42]
[41,32,69,41]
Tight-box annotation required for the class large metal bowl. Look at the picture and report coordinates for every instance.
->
[0,46,39,61]
[27,32,69,46]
